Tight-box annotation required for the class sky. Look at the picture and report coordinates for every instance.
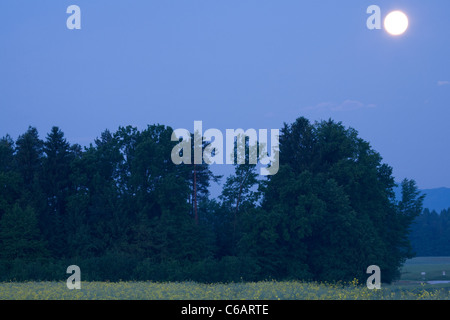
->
[0,0,449,190]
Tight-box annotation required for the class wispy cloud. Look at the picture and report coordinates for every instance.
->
[302,100,376,112]
[437,80,450,86]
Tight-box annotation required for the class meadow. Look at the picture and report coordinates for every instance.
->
[1,257,450,300]
[400,256,450,281]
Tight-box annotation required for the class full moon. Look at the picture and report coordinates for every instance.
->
[384,11,409,36]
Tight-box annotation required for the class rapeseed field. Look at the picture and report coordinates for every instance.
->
[1,280,449,300]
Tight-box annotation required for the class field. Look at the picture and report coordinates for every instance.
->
[399,256,450,281]
[1,257,450,300]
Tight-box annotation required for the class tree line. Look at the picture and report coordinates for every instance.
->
[409,208,450,256]
[0,117,424,283]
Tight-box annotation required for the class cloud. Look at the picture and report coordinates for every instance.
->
[332,100,364,111]
[437,81,450,86]
[301,102,333,111]
[302,100,376,112]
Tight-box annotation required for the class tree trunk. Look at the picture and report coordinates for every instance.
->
[193,163,198,225]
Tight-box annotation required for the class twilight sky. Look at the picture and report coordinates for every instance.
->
[1,0,449,189]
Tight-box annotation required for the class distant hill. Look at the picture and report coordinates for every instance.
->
[394,186,450,213]
[420,187,450,212]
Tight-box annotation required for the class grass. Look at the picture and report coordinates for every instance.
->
[399,256,450,281]
[1,257,450,300]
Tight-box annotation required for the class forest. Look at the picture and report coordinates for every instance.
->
[410,208,450,256]
[0,117,425,283]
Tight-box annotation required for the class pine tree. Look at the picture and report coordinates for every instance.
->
[0,136,22,220]
[15,127,43,188]
[38,127,76,257]
[219,136,261,255]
